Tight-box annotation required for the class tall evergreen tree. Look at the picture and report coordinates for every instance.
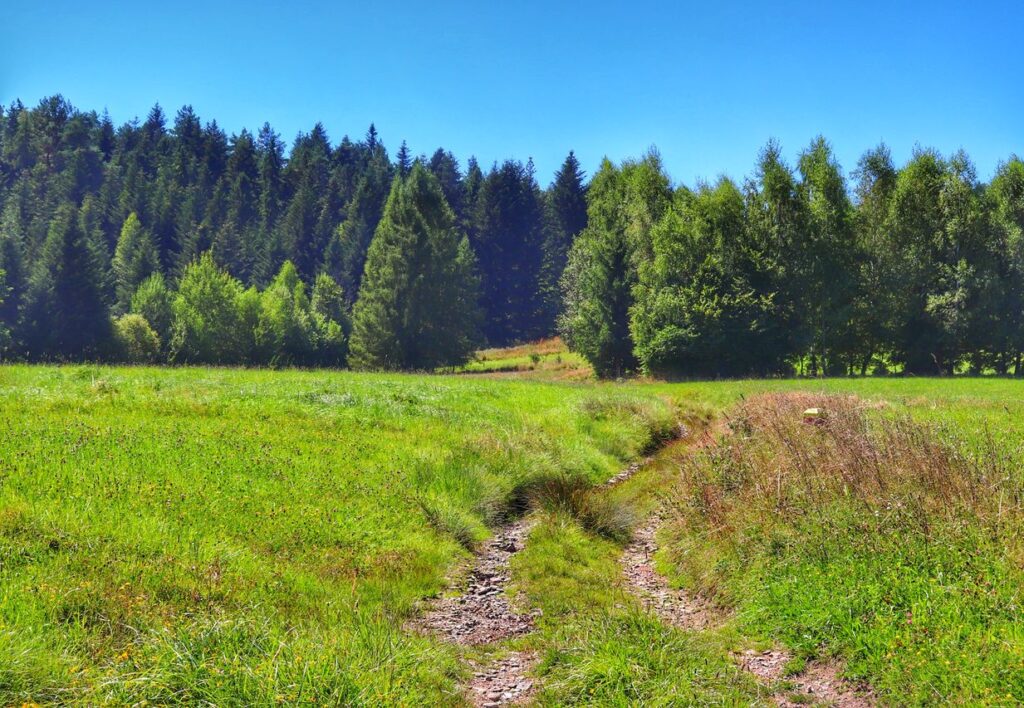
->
[277,124,332,280]
[428,149,465,223]
[349,163,479,370]
[471,159,546,344]
[540,151,587,331]
[396,140,412,177]
[323,150,392,303]
[112,212,159,313]
[21,204,110,358]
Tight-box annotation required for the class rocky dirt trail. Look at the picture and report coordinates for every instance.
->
[411,520,539,706]
[412,426,690,707]
[622,505,874,707]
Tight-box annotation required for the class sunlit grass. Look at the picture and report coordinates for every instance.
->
[0,364,673,704]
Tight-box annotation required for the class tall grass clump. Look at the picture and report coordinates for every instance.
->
[663,393,1024,704]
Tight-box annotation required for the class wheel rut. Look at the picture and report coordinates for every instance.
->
[621,508,874,707]
[410,519,538,706]
[412,426,688,706]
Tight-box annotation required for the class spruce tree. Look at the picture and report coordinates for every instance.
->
[112,212,159,313]
[540,151,587,332]
[349,163,479,370]
[560,153,670,377]
[396,140,412,177]
[322,151,392,302]
[471,159,546,344]
[428,149,465,222]
[21,205,111,359]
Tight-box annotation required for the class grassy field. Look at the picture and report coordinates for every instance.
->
[450,338,592,380]
[0,364,674,704]
[2,356,1024,704]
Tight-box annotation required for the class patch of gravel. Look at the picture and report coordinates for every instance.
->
[412,519,538,646]
[620,513,715,630]
[740,650,874,707]
[467,651,537,707]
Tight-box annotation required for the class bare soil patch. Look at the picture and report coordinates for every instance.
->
[412,519,538,646]
[467,651,537,707]
[620,512,716,630]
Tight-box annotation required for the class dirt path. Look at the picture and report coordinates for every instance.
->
[413,428,691,707]
[414,520,537,646]
[621,510,874,707]
[410,519,539,706]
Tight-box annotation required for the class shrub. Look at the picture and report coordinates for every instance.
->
[113,314,161,363]
[130,273,173,351]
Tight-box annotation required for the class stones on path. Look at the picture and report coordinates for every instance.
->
[412,519,538,646]
[467,651,536,707]
[620,513,714,631]
[739,650,874,708]
[410,518,539,704]
[621,512,874,707]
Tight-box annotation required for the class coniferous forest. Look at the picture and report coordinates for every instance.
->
[1,95,1022,377]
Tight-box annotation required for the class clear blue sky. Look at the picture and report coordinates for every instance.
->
[3,0,1021,186]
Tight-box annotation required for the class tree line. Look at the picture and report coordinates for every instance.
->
[0,95,1021,376]
[0,96,584,368]
[563,143,1024,377]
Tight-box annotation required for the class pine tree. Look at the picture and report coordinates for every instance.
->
[112,212,159,313]
[428,149,465,222]
[560,153,670,377]
[323,151,392,302]
[540,151,587,332]
[396,140,412,177]
[471,160,546,344]
[0,203,27,342]
[349,163,479,370]
[21,204,111,359]
[213,129,260,280]
[560,160,632,377]
[277,124,332,281]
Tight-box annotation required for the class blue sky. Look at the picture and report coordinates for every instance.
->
[3,0,1021,186]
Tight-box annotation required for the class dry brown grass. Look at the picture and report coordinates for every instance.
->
[474,337,571,361]
[683,392,1023,534]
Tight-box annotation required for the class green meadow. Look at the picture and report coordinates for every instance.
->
[1,362,1023,704]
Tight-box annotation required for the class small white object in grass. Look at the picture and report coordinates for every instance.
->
[803,407,824,422]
